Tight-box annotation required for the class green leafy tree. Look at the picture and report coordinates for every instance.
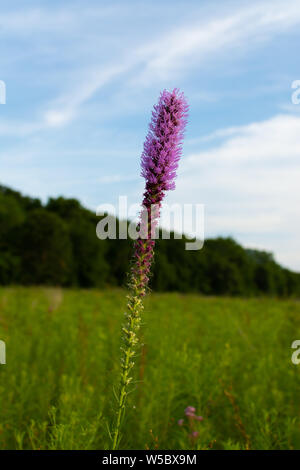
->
[19,209,73,285]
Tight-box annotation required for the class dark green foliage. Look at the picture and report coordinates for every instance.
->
[18,209,72,285]
[0,184,300,296]
[46,197,108,287]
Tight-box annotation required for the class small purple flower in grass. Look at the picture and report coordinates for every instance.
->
[178,406,203,447]
[111,89,188,450]
[178,419,184,426]
[185,406,196,417]
[185,406,196,413]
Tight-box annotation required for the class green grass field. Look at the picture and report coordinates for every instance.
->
[0,287,299,450]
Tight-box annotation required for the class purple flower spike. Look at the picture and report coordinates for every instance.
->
[196,415,203,421]
[178,419,184,426]
[141,88,188,205]
[130,89,188,296]
[191,431,199,438]
[113,90,188,449]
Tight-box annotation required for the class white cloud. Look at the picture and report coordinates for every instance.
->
[167,114,300,270]
[186,114,300,164]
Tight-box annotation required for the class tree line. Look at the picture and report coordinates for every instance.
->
[0,184,299,296]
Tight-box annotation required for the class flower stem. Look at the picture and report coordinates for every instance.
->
[111,283,144,449]
[110,89,188,449]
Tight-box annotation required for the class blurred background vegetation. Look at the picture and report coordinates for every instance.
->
[1,184,299,297]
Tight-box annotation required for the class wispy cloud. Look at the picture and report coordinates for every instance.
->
[43,63,130,127]
[2,0,300,134]
[134,0,300,83]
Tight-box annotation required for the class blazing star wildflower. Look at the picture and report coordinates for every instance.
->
[111,89,188,450]
[178,419,184,426]
[130,88,188,298]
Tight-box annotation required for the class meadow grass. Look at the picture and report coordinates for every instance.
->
[0,287,299,450]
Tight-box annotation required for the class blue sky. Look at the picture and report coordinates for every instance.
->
[1,0,300,270]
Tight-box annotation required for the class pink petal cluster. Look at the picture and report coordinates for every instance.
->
[184,406,203,421]
[130,89,188,295]
[141,88,188,203]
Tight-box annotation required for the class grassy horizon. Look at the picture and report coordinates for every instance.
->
[0,287,299,450]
